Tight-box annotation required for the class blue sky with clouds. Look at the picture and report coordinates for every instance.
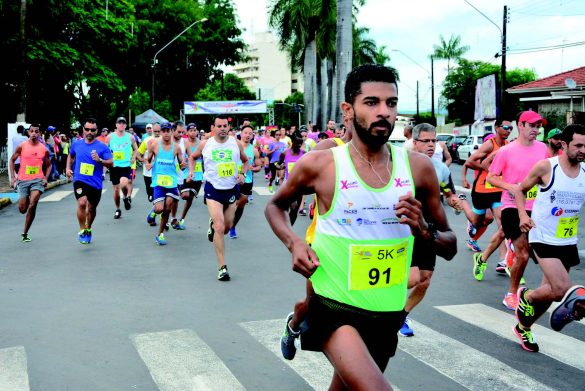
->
[233,0,585,112]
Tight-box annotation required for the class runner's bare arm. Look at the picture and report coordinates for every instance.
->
[265,151,333,277]
[43,149,52,185]
[66,153,75,178]
[441,141,452,166]
[465,142,493,171]
[187,140,206,181]
[175,144,186,169]
[251,149,262,172]
[396,152,457,260]
[514,160,550,232]
[9,144,22,185]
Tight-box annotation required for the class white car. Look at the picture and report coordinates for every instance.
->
[457,135,485,162]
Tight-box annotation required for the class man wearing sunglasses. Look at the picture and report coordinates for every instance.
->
[485,111,548,311]
[66,118,113,244]
[9,124,52,242]
[464,120,512,279]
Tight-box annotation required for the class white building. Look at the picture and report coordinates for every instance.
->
[232,32,303,101]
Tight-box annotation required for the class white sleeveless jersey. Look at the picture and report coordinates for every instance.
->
[202,136,241,189]
[529,156,585,245]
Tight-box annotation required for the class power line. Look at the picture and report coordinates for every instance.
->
[509,40,585,53]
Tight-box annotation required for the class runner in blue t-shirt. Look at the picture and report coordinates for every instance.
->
[266,129,287,192]
[66,118,113,244]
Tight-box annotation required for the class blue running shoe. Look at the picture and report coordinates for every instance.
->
[78,230,88,244]
[467,221,477,238]
[147,210,156,226]
[281,312,300,360]
[466,239,482,252]
[85,229,92,244]
[399,317,414,337]
[229,227,238,239]
[155,233,167,245]
[550,285,585,332]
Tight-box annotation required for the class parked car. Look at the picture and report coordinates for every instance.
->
[436,133,453,144]
[457,135,485,162]
[447,135,469,163]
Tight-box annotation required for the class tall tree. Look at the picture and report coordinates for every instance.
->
[334,0,353,123]
[432,34,470,74]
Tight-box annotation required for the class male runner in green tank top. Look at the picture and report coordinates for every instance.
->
[266,64,457,390]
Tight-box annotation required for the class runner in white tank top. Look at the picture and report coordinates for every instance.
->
[511,124,585,352]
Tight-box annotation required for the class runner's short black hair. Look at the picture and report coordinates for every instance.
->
[345,64,398,104]
[561,124,585,144]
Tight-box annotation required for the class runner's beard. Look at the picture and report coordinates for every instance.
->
[353,117,394,149]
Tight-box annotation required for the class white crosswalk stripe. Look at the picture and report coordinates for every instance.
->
[252,186,273,196]
[436,303,585,372]
[130,329,245,391]
[119,188,139,198]
[39,190,72,202]
[398,319,554,391]
[0,346,30,391]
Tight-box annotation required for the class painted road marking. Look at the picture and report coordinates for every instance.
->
[399,319,554,391]
[118,188,139,198]
[39,191,73,202]
[437,303,585,372]
[252,186,273,196]
[131,329,245,391]
[0,346,30,391]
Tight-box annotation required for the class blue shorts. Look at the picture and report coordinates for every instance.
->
[203,182,240,206]
[152,186,180,204]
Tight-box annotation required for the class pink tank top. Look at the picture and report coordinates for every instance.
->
[18,142,46,180]
[284,148,304,180]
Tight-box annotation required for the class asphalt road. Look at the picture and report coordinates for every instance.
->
[0,171,584,391]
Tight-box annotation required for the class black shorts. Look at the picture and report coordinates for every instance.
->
[203,182,240,206]
[240,182,253,196]
[300,294,406,370]
[109,166,132,185]
[180,180,202,196]
[411,237,436,271]
[73,181,102,206]
[501,208,531,241]
[530,242,580,269]
[471,191,502,212]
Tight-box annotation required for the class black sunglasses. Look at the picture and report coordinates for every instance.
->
[84,127,98,132]
[500,125,513,131]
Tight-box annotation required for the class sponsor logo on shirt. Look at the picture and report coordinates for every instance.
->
[340,180,359,190]
[344,209,358,214]
[394,177,411,187]
[381,217,400,225]
[337,218,352,225]
[551,207,563,216]
[356,218,376,226]
[362,202,390,211]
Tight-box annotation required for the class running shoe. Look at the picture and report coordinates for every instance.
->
[399,317,414,337]
[466,239,482,252]
[85,228,92,244]
[147,210,157,226]
[550,285,585,332]
[155,233,167,245]
[268,185,274,193]
[473,253,486,281]
[21,233,31,243]
[504,266,526,285]
[516,287,536,328]
[281,312,300,360]
[496,260,507,274]
[177,219,186,230]
[217,265,230,281]
[78,230,88,244]
[503,292,518,310]
[275,177,280,186]
[467,221,477,238]
[513,324,538,352]
[114,209,122,219]
[171,219,181,230]
[248,195,254,204]
[299,208,307,216]
[164,222,170,232]
[148,195,153,202]
[123,196,131,210]
[229,227,238,239]
[207,218,214,242]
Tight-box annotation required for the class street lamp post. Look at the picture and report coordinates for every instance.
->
[151,17,208,109]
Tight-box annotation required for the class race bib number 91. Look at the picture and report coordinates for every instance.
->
[349,242,408,291]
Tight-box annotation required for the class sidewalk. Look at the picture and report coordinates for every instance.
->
[0,172,68,210]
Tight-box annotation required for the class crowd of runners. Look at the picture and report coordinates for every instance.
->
[8,64,585,390]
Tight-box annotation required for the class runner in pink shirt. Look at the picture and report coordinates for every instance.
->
[482,111,548,310]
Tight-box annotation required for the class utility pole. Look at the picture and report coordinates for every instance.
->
[501,5,508,113]
[431,56,435,125]
[416,80,420,120]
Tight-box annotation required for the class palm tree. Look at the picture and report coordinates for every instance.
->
[268,0,320,124]
[334,0,352,123]
[432,34,470,73]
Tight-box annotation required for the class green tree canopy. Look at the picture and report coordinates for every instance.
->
[442,59,537,125]
[432,34,470,74]
[193,73,255,101]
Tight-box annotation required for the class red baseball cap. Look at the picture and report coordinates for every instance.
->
[519,110,546,125]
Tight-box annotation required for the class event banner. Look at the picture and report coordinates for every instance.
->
[184,100,268,114]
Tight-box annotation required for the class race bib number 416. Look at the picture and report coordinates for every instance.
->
[348,242,409,291]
